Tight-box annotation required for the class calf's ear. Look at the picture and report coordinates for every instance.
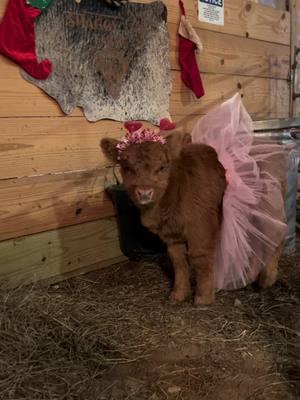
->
[164,132,191,160]
[100,138,119,163]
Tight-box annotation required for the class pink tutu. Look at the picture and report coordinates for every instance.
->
[191,93,288,291]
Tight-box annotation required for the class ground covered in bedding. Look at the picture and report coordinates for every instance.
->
[0,241,299,400]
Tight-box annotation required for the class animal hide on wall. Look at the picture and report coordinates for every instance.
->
[22,0,172,124]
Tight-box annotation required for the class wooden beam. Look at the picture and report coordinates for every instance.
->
[290,0,300,116]
[0,218,125,288]
[0,169,116,241]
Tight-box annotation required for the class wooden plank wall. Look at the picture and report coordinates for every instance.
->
[0,0,291,286]
[291,0,300,116]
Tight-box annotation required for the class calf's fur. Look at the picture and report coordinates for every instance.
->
[101,132,282,304]
[101,133,226,304]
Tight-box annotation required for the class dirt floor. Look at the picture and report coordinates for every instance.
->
[0,243,299,400]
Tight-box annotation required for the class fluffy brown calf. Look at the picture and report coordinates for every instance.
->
[101,132,226,304]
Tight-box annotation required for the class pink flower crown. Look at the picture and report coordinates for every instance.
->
[116,119,176,159]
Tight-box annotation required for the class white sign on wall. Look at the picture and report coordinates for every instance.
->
[198,0,224,26]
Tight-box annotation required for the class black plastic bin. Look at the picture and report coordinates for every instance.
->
[106,184,166,261]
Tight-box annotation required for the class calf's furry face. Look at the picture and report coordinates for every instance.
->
[101,139,171,208]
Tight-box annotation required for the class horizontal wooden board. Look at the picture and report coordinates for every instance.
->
[0,62,290,118]
[0,0,290,45]
[42,255,126,288]
[169,23,290,79]
[0,56,73,117]
[137,0,290,45]
[0,169,116,241]
[0,21,290,84]
[171,72,290,118]
[0,73,289,179]
[0,117,124,179]
[184,0,290,45]
[0,218,125,288]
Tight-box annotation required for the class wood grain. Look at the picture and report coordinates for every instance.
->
[290,0,300,116]
[0,0,292,287]
[169,23,290,79]
[0,169,116,241]
[0,21,290,91]
[171,72,289,118]
[138,0,290,45]
[0,218,125,288]
[0,0,290,44]
[0,64,289,119]
[0,73,289,179]
[0,117,125,179]
[194,0,290,45]
[0,56,77,117]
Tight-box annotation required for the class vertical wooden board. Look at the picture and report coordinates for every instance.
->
[291,0,300,116]
[0,170,115,241]
[269,77,291,119]
[0,218,124,287]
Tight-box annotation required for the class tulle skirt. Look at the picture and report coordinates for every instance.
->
[191,93,288,291]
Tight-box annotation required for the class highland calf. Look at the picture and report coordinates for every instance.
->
[101,132,283,304]
[101,132,226,304]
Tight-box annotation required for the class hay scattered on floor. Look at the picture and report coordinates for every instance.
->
[0,242,299,400]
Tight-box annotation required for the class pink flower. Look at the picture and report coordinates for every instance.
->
[117,126,166,159]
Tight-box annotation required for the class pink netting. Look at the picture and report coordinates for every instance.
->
[191,93,288,291]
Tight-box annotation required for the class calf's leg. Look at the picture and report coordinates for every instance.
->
[257,244,282,289]
[189,251,215,305]
[168,243,191,302]
[187,220,218,305]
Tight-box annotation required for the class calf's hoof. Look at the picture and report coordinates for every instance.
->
[257,271,277,289]
[169,288,189,303]
[194,293,214,305]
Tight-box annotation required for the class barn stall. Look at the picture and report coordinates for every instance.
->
[0,0,299,399]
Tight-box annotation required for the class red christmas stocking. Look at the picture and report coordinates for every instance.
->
[0,0,52,80]
[178,0,204,98]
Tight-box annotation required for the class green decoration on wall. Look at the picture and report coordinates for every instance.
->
[26,0,52,10]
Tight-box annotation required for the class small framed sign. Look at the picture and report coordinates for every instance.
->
[198,0,224,26]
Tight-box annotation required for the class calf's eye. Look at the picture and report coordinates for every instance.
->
[156,166,168,174]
